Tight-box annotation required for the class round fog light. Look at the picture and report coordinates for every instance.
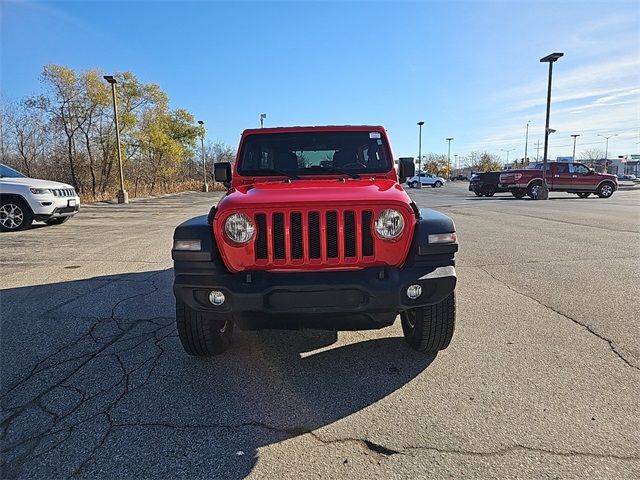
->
[406,284,422,300]
[209,290,225,306]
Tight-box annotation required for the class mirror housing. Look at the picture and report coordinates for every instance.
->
[214,162,232,184]
[587,168,595,175]
[398,157,416,184]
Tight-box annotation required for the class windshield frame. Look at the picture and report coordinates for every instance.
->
[0,164,27,178]
[236,130,394,178]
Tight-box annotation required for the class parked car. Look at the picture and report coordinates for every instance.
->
[451,174,468,181]
[0,163,80,231]
[468,171,510,197]
[499,162,618,199]
[618,174,637,181]
[172,125,459,356]
[406,172,446,188]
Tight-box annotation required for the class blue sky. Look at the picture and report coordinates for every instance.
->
[1,0,638,162]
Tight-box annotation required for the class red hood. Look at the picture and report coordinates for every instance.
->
[217,178,413,211]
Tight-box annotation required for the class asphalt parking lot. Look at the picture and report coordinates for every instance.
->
[1,182,639,479]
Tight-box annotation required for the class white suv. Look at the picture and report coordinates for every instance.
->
[0,164,80,231]
[406,172,446,188]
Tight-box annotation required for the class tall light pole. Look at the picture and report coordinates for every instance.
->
[501,148,514,166]
[524,121,531,165]
[598,133,617,173]
[571,134,580,161]
[260,113,267,128]
[454,154,458,173]
[417,121,424,189]
[197,120,208,192]
[103,75,128,204]
[539,52,564,200]
[446,137,453,178]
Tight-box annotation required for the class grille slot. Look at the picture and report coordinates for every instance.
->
[255,214,268,259]
[309,212,321,259]
[273,213,285,259]
[326,211,338,258]
[344,211,356,258]
[290,212,303,259]
[361,211,374,256]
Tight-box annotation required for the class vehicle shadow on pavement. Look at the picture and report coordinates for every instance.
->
[1,269,435,479]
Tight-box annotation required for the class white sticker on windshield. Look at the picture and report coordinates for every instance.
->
[369,132,381,139]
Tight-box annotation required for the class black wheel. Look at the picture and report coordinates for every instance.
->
[576,192,591,198]
[176,299,233,356]
[0,197,33,232]
[45,217,70,226]
[597,182,615,198]
[527,182,542,199]
[474,191,484,197]
[401,292,455,353]
[512,189,526,199]
[434,181,443,188]
[483,186,496,197]
[410,181,419,189]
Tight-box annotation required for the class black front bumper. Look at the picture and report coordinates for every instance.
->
[174,264,456,331]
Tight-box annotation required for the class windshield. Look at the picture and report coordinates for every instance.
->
[238,131,392,176]
[0,164,26,178]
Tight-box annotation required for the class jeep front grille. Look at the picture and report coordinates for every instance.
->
[254,209,375,266]
[51,188,75,197]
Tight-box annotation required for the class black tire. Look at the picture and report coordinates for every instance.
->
[434,181,443,188]
[576,192,591,198]
[596,182,615,198]
[483,186,496,197]
[176,299,233,356]
[474,191,484,197]
[45,217,70,226]
[0,197,33,232]
[410,181,419,189]
[512,189,526,199]
[527,181,543,199]
[401,292,455,353]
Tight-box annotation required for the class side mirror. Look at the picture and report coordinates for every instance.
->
[214,162,232,183]
[587,168,595,175]
[398,158,415,183]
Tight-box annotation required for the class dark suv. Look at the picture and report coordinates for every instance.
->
[468,171,508,197]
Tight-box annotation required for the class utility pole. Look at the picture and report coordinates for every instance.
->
[524,121,530,165]
[539,52,564,200]
[501,148,514,166]
[454,154,458,173]
[103,75,128,204]
[598,133,617,173]
[571,134,580,161]
[446,137,453,178]
[535,140,542,161]
[197,120,208,192]
[260,113,267,128]
[417,121,424,189]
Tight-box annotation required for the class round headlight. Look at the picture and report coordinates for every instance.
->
[224,213,255,244]
[374,209,405,240]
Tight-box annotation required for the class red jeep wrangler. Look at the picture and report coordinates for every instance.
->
[172,126,458,356]
[499,162,618,199]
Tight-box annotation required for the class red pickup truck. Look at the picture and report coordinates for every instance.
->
[499,162,618,199]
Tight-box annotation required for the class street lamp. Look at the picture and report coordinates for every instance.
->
[571,134,580,161]
[103,75,128,204]
[501,148,514,165]
[524,121,531,165]
[197,120,208,192]
[446,137,453,178]
[417,121,424,188]
[260,113,267,128]
[539,52,564,200]
[454,154,458,173]
[597,133,617,173]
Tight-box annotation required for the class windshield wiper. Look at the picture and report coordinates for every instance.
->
[305,165,360,179]
[251,169,300,180]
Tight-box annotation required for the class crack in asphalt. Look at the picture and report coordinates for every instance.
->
[475,265,639,371]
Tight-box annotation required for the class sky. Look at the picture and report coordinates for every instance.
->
[1,0,639,163]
